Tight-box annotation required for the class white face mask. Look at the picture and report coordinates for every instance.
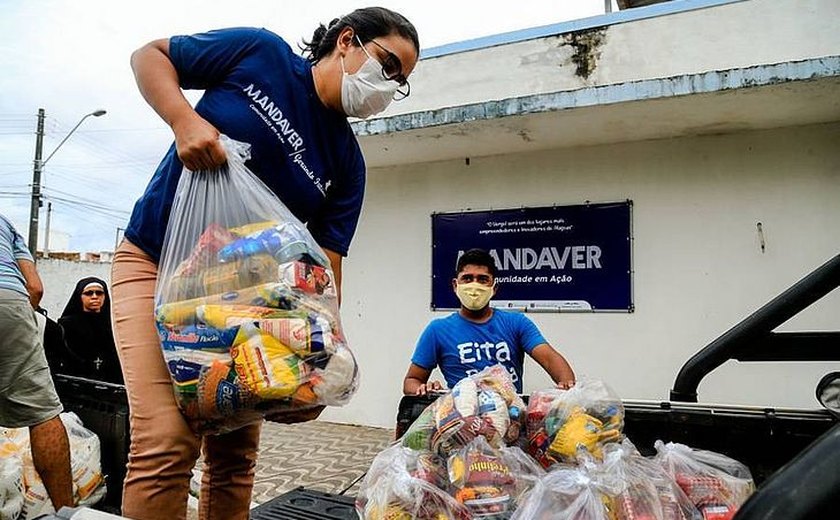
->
[340,36,399,119]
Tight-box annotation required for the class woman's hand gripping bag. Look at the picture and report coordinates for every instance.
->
[155,135,358,434]
[525,378,624,468]
[401,365,526,457]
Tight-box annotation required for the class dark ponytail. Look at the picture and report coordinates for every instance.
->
[300,6,419,63]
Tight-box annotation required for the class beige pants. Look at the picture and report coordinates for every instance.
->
[111,240,260,520]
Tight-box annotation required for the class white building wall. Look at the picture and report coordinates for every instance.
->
[387,0,840,116]
[321,122,840,428]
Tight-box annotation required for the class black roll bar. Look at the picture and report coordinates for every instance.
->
[671,254,840,402]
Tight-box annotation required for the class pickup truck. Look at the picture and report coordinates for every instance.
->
[51,255,840,519]
[389,254,840,520]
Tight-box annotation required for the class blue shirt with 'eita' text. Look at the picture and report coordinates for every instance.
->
[411,309,547,392]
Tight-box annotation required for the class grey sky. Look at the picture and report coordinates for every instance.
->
[0,0,611,252]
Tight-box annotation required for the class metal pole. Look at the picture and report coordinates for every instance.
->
[605,0,613,13]
[43,201,52,258]
[27,108,106,259]
[28,108,45,256]
[41,112,96,166]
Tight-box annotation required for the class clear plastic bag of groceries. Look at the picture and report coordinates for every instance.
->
[510,464,620,520]
[0,430,24,520]
[155,135,357,434]
[447,436,544,519]
[1,413,106,520]
[599,440,702,520]
[356,444,470,520]
[653,441,755,519]
[401,365,526,457]
[524,379,624,468]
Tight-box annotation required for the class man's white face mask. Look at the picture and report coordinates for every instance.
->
[340,36,399,119]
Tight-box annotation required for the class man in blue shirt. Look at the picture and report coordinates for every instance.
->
[0,213,73,510]
[404,248,575,395]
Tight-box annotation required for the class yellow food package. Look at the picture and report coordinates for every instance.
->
[197,304,292,329]
[156,283,292,326]
[231,323,305,399]
[201,254,279,295]
[229,220,277,237]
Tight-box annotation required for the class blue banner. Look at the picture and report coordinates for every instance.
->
[432,202,633,312]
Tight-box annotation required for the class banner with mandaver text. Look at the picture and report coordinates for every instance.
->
[431,201,633,312]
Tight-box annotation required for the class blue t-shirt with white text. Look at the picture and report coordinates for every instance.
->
[125,27,365,262]
[411,309,548,392]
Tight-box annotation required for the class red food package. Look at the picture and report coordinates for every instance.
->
[175,223,236,277]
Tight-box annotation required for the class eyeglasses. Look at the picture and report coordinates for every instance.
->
[82,290,105,297]
[456,274,494,286]
[366,38,411,101]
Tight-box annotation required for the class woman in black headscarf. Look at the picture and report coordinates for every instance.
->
[58,276,123,384]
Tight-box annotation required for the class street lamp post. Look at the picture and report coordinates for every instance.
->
[28,108,107,256]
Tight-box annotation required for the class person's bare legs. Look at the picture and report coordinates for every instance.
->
[30,414,73,510]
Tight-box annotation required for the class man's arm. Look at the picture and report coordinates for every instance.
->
[530,343,575,388]
[17,259,43,308]
[403,363,443,396]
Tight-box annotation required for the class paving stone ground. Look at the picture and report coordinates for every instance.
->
[187,420,395,519]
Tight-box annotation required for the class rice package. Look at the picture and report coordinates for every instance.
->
[0,413,106,520]
[525,379,624,467]
[0,433,24,520]
[402,365,526,457]
[155,136,357,434]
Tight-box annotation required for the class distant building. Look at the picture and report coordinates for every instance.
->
[325,0,840,428]
[38,229,70,255]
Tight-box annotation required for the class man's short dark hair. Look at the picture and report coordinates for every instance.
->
[456,248,498,276]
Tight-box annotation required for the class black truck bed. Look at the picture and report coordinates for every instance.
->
[396,394,837,484]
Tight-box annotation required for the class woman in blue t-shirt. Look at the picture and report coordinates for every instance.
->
[111,8,419,520]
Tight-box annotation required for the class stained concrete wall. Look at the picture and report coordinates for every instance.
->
[323,121,840,428]
[386,0,840,117]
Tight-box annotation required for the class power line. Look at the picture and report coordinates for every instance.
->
[75,127,170,134]
[48,158,160,168]
[44,194,131,218]
[51,204,128,225]
[53,129,163,178]
[43,185,131,213]
[46,170,122,192]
